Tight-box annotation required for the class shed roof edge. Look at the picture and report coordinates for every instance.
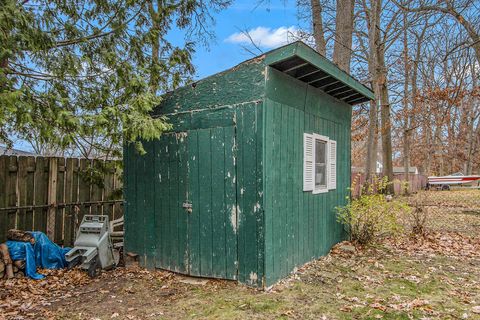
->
[264,42,375,101]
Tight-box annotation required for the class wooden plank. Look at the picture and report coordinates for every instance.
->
[124,145,136,255]
[72,158,80,235]
[90,160,103,215]
[198,128,213,276]
[334,122,341,240]
[153,139,162,268]
[46,157,57,240]
[188,131,200,276]
[143,141,156,268]
[294,107,302,265]
[241,105,259,285]
[112,161,122,221]
[55,157,65,244]
[33,157,47,233]
[135,149,146,264]
[156,137,168,269]
[78,159,91,224]
[63,158,77,247]
[211,127,226,278]
[7,156,18,232]
[309,114,316,258]
[103,161,115,221]
[263,101,275,284]
[167,136,178,270]
[25,157,36,231]
[160,135,174,270]
[314,117,321,257]
[316,121,324,255]
[287,106,296,271]
[0,156,7,242]
[176,133,188,273]
[279,103,288,277]
[235,109,246,283]
[298,106,306,264]
[255,103,264,286]
[271,101,282,280]
[17,156,28,230]
[224,126,237,280]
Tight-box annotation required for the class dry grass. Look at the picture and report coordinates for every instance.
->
[401,190,480,235]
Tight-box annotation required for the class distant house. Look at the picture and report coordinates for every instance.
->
[0,146,36,156]
[352,161,383,174]
[351,164,419,175]
[393,166,418,175]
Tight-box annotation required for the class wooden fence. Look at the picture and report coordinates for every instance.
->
[351,172,427,198]
[0,155,123,246]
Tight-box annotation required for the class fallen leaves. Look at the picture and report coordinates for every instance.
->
[383,231,480,258]
[0,268,91,318]
[0,265,177,319]
[1,191,479,320]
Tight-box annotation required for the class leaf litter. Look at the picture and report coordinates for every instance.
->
[0,190,479,319]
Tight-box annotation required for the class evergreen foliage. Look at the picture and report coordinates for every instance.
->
[0,0,230,157]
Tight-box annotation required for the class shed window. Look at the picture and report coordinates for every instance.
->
[303,133,336,193]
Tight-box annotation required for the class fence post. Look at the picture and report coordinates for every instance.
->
[46,158,57,240]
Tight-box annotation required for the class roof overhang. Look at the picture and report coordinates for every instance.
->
[265,42,374,105]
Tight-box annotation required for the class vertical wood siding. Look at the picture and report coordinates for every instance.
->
[263,67,351,286]
[235,103,264,286]
[124,104,264,286]
[124,60,266,287]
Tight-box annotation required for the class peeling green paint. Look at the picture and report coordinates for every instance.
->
[124,42,372,288]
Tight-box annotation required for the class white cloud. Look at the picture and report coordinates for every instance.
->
[225,26,301,49]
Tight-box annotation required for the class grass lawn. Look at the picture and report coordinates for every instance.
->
[1,190,480,319]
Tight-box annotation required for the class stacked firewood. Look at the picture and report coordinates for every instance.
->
[0,230,35,279]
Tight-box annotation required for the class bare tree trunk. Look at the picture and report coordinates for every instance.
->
[310,0,327,55]
[466,61,479,174]
[333,0,355,73]
[366,100,378,180]
[425,120,432,174]
[379,62,394,190]
[402,12,410,188]
[364,0,381,181]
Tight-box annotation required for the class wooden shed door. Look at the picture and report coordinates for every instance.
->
[186,126,238,280]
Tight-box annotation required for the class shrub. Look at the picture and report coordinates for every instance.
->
[407,192,429,236]
[337,177,407,245]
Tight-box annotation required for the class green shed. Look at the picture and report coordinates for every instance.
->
[123,41,374,288]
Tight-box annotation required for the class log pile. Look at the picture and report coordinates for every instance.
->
[0,229,32,279]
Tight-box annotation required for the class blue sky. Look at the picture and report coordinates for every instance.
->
[186,1,304,79]
[11,1,307,152]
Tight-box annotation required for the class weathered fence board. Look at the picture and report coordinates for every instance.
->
[0,155,123,246]
[351,172,427,198]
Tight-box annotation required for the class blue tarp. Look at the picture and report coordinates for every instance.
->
[6,232,70,279]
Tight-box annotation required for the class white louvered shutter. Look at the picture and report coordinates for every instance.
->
[303,133,314,191]
[328,140,337,190]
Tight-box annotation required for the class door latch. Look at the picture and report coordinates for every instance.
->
[182,202,192,213]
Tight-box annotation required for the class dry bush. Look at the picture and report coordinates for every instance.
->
[407,192,429,236]
[337,177,408,245]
